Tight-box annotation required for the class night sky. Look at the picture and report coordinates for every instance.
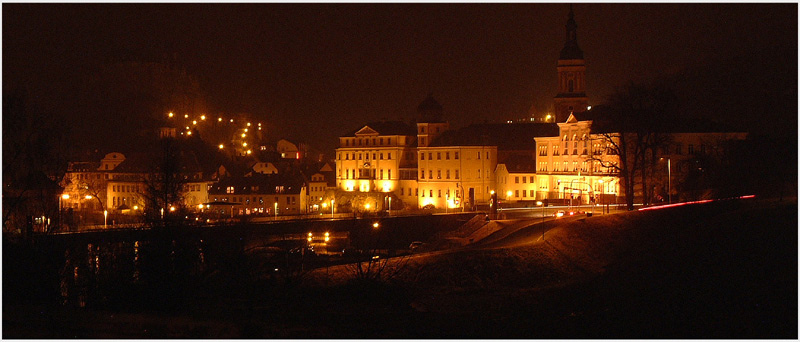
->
[3,3,797,156]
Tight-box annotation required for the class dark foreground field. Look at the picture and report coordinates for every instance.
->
[4,198,797,338]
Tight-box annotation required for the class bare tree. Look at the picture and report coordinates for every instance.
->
[587,83,677,210]
[140,137,188,228]
[2,89,71,232]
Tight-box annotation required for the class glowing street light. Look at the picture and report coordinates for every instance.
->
[307,232,313,242]
[104,210,108,228]
[192,120,197,125]
[168,112,174,118]
[218,117,223,122]
[598,179,604,214]
[241,133,246,138]
[247,122,251,127]
[365,203,371,210]
[170,206,176,212]
[219,144,224,149]
[324,232,330,242]
[537,201,545,240]
[184,114,189,118]
[242,142,248,147]
[372,222,380,229]
[201,115,206,120]
[274,202,278,219]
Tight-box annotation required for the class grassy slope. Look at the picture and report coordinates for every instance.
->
[306,198,797,338]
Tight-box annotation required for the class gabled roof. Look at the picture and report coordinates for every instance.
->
[343,121,417,137]
[428,123,559,150]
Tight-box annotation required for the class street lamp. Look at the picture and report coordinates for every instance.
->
[331,198,335,218]
[59,194,70,231]
[537,201,544,240]
[274,202,278,219]
[659,157,672,204]
[598,179,604,214]
[104,210,108,229]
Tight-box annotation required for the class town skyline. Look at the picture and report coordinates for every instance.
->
[4,3,796,157]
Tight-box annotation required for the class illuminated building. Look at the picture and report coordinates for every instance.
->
[207,172,307,216]
[335,120,418,198]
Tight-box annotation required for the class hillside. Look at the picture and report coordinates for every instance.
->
[304,198,797,338]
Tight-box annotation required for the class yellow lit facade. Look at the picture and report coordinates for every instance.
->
[417,146,496,209]
[335,123,417,195]
[534,114,620,204]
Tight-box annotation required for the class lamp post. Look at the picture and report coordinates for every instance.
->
[659,157,672,204]
[104,210,108,229]
[59,194,69,231]
[537,201,544,240]
[598,179,604,214]
[388,197,391,216]
[667,158,671,204]
[331,198,335,218]
[274,202,278,220]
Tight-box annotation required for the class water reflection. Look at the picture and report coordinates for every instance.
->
[59,238,214,309]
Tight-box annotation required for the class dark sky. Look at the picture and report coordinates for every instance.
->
[3,3,797,155]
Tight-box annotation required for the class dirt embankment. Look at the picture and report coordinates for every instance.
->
[305,198,797,338]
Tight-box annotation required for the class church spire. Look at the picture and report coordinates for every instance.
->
[560,4,583,60]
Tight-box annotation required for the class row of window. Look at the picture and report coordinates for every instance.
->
[112,196,135,207]
[343,137,400,147]
[514,176,535,184]
[420,151,459,160]
[212,196,297,205]
[418,168,491,180]
[225,185,285,194]
[341,168,393,180]
[112,184,140,193]
[535,161,617,173]
[340,152,393,161]
[420,168,459,180]
[419,188,460,198]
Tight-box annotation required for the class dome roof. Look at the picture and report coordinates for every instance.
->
[417,94,443,112]
[416,94,444,123]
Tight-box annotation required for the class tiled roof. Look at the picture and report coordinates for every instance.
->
[500,154,538,173]
[342,121,417,137]
[428,123,559,150]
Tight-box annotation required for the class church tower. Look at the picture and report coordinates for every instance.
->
[415,94,448,147]
[553,5,589,123]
